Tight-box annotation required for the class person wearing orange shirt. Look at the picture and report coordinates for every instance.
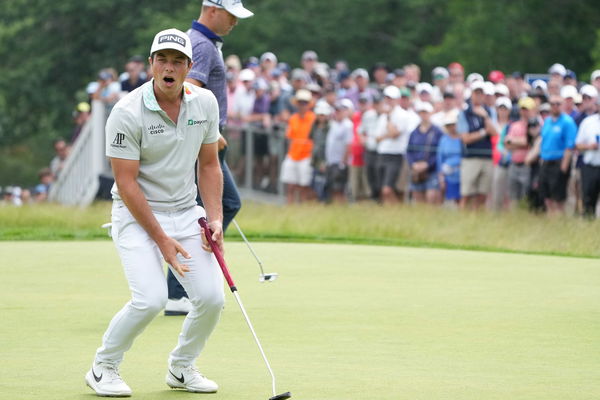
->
[280,89,316,203]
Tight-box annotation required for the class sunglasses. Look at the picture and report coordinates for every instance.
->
[550,102,562,106]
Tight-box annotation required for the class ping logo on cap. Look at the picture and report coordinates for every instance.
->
[158,34,186,47]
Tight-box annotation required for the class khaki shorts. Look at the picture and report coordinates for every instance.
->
[280,156,313,186]
[460,158,493,196]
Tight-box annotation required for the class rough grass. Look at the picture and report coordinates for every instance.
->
[0,201,598,257]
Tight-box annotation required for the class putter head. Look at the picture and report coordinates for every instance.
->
[269,392,291,400]
[259,273,279,282]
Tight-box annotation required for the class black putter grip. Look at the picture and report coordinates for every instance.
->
[198,217,237,291]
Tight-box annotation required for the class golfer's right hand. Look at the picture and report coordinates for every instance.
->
[158,237,191,277]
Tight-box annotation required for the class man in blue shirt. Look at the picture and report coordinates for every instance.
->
[539,95,577,214]
[165,0,253,315]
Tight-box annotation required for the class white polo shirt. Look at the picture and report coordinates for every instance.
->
[575,114,600,166]
[106,80,220,211]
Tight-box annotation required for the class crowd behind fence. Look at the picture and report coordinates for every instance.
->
[3,51,600,218]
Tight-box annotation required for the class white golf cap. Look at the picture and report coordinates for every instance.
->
[466,72,484,84]
[548,63,567,77]
[416,82,434,95]
[591,69,600,81]
[470,80,485,93]
[432,66,449,80]
[531,79,547,91]
[238,68,256,81]
[202,0,254,19]
[383,85,401,99]
[150,28,193,60]
[414,101,433,113]
[339,98,355,111]
[495,96,512,109]
[443,110,459,125]
[314,100,333,116]
[483,81,496,96]
[495,83,509,97]
[580,84,598,98]
[560,84,578,99]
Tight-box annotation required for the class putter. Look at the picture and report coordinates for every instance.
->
[232,219,278,282]
[199,218,291,400]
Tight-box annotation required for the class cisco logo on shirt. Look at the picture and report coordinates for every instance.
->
[147,124,166,135]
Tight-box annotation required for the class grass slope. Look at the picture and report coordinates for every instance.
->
[1,241,599,399]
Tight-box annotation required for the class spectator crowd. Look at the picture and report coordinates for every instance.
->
[4,51,600,219]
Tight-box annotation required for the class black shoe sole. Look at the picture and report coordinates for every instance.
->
[164,311,189,316]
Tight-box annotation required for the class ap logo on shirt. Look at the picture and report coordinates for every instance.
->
[111,133,126,148]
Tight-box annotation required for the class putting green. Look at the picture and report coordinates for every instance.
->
[1,241,599,400]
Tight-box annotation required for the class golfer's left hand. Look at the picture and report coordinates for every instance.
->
[201,220,224,254]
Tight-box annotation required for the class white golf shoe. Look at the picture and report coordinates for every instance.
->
[85,362,132,397]
[164,297,192,316]
[166,364,218,393]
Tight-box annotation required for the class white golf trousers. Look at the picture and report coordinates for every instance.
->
[95,202,224,367]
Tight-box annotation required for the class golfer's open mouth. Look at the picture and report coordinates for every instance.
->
[164,77,175,84]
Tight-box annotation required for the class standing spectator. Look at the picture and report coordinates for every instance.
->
[560,85,579,119]
[403,64,421,87]
[259,51,277,79]
[301,50,319,84]
[70,102,91,143]
[33,167,53,202]
[325,101,353,203]
[406,101,443,204]
[431,66,450,104]
[490,96,512,210]
[431,91,459,127]
[437,111,462,205]
[538,95,577,215]
[310,101,333,201]
[348,95,372,202]
[230,68,256,122]
[370,62,389,93]
[120,55,147,92]
[448,62,465,86]
[359,95,383,200]
[591,70,600,93]
[279,68,308,120]
[505,97,536,206]
[91,68,122,113]
[280,89,316,203]
[457,81,498,209]
[574,85,598,126]
[49,138,70,178]
[575,99,600,218]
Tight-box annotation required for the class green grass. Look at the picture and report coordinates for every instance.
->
[1,202,598,258]
[1,241,600,399]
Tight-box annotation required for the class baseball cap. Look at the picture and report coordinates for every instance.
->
[448,62,464,72]
[260,52,277,64]
[76,102,91,113]
[294,89,312,103]
[290,68,308,82]
[539,103,551,113]
[580,84,598,98]
[302,50,318,61]
[531,79,548,92]
[383,85,401,99]
[399,87,411,98]
[565,69,577,80]
[483,81,496,96]
[466,73,484,85]
[432,66,449,80]
[495,83,509,97]
[470,80,485,92]
[202,0,254,19]
[443,110,459,125]
[560,85,578,99]
[414,101,433,113]
[238,68,256,82]
[548,63,567,77]
[518,97,536,110]
[416,82,434,95]
[150,28,193,60]
[338,98,355,111]
[351,68,369,80]
[314,100,332,116]
[488,70,505,83]
[591,70,600,81]
[495,96,512,109]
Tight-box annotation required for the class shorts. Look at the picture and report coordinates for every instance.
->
[280,156,313,186]
[326,164,348,192]
[445,180,461,200]
[539,160,569,202]
[377,153,403,189]
[410,172,440,192]
[460,157,493,197]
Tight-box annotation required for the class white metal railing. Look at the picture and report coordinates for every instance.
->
[48,100,107,206]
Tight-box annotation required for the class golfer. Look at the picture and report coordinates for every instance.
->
[165,0,254,315]
[85,28,225,397]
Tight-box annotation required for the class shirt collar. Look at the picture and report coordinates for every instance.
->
[143,80,198,111]
[191,21,223,43]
